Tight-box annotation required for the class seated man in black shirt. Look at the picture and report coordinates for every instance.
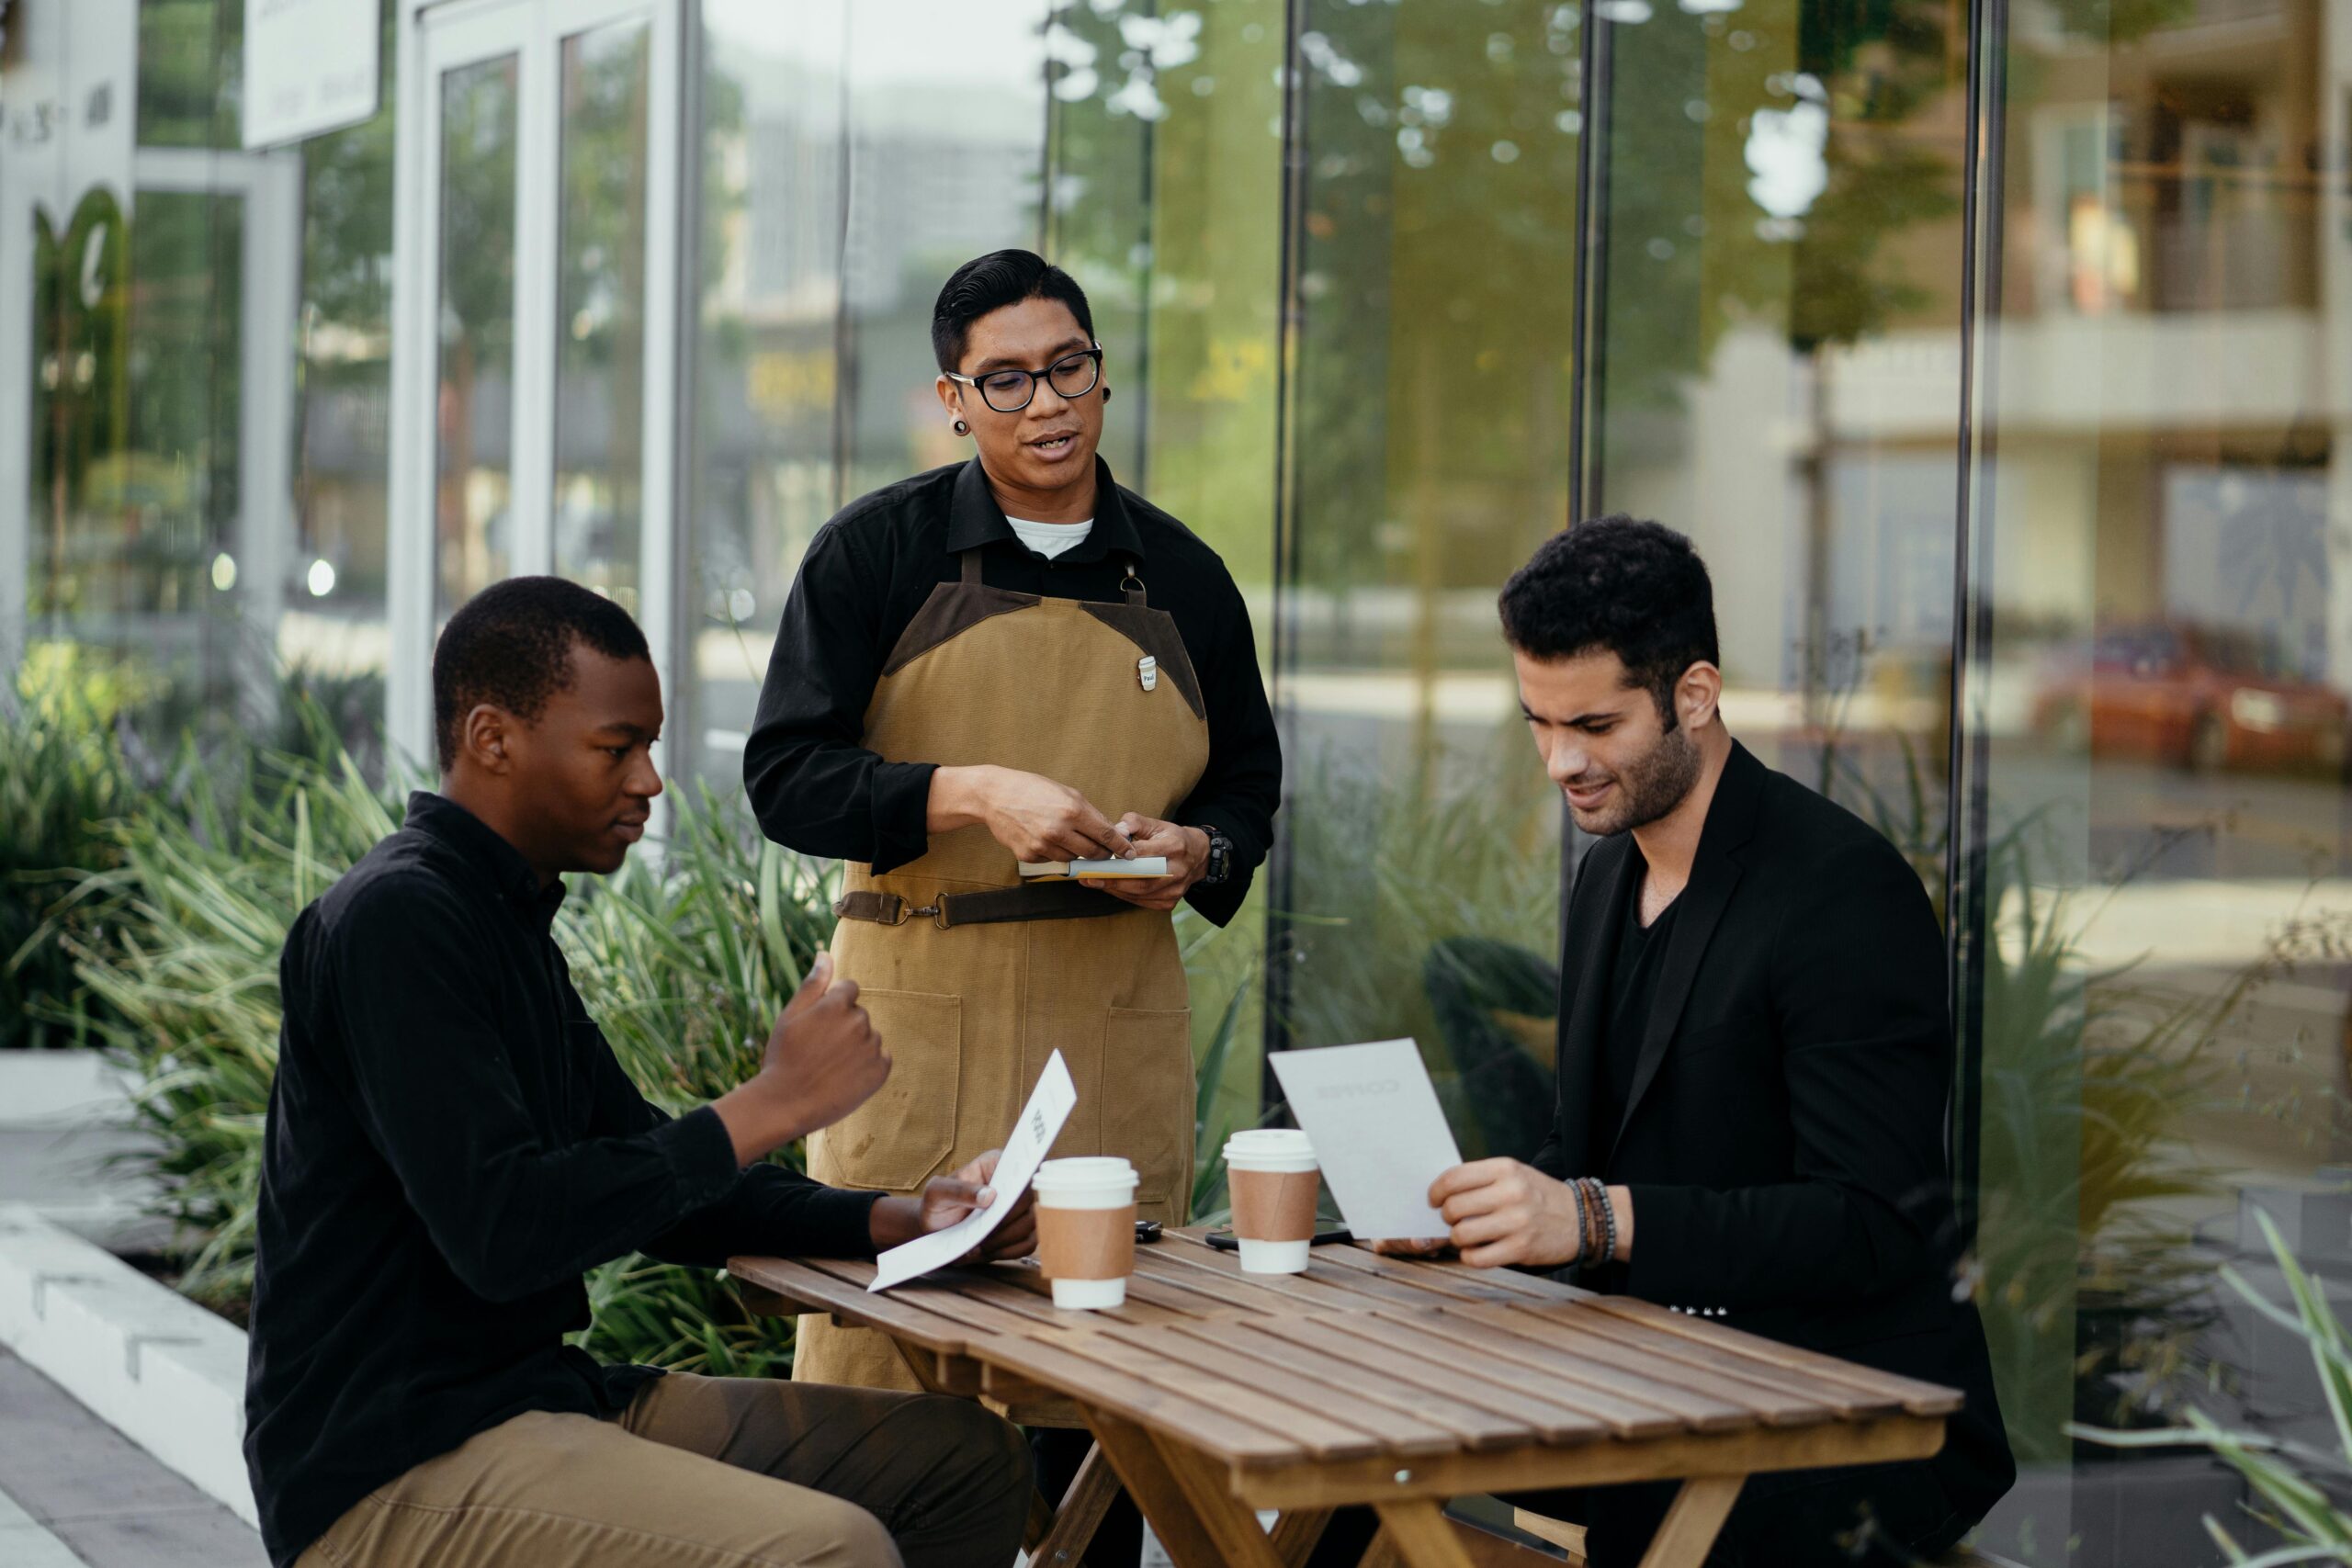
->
[243,577,1035,1568]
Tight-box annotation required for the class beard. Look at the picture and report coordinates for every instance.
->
[1565,720,1702,837]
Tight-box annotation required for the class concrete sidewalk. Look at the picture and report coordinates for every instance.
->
[0,1348,264,1567]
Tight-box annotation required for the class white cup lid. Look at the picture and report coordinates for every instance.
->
[1034,1156,1138,1192]
[1224,1128,1314,1162]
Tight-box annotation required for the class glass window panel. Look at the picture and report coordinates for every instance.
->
[1958,0,2352,1557]
[1589,0,1968,847]
[1043,0,1289,1195]
[839,0,1048,502]
[31,186,244,742]
[1276,1,1585,1163]
[284,9,399,769]
[434,53,519,622]
[552,18,652,615]
[686,0,852,779]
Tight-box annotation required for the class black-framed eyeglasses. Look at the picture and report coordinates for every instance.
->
[944,347,1104,413]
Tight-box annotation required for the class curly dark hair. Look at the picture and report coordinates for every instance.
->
[931,249,1096,373]
[1498,515,1719,722]
[432,577,650,772]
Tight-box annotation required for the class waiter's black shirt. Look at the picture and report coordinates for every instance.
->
[743,457,1281,927]
[243,793,882,1568]
[1597,863,1679,1160]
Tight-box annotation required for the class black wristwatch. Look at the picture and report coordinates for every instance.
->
[1192,824,1234,886]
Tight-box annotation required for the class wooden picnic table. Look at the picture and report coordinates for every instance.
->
[728,1228,1959,1568]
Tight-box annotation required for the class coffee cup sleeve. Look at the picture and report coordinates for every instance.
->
[1037,1205,1138,1282]
[1232,1170,1321,1242]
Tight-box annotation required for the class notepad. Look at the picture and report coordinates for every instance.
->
[1018,857,1170,880]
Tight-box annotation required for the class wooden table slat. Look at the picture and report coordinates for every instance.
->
[1247,1314,1610,1447]
[1585,1299,1965,1416]
[1432,1303,1810,1432]
[1192,1320,1558,1452]
[1298,1310,1646,1442]
[1118,1322,1466,1456]
[1507,1304,1894,1421]
[1147,1235,1401,1313]
[1133,1244,1343,1315]
[1312,1244,1584,1303]
[989,1328,1393,1461]
[727,1257,984,1355]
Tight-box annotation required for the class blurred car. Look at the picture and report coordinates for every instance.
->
[2030,623,2348,773]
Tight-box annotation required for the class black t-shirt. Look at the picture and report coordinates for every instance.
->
[1595,863,1680,1159]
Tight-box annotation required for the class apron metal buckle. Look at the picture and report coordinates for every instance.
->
[894,898,945,929]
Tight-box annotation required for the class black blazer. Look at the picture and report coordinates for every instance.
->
[1537,741,2013,1537]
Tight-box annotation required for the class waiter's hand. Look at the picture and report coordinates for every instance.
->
[1079,813,1207,911]
[932,764,1131,863]
[1426,1159,1632,1270]
[713,952,888,1164]
[866,1148,1038,1261]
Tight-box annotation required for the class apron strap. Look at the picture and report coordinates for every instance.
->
[1120,559,1147,607]
[834,883,1129,929]
[960,548,984,585]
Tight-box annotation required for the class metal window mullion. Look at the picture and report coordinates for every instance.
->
[235,151,305,737]
[385,12,447,767]
[506,7,560,579]
[639,0,684,794]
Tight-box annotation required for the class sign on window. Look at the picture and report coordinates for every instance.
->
[243,0,380,150]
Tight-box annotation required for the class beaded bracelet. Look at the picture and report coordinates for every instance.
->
[1574,1176,1603,1267]
[1577,1176,1615,1267]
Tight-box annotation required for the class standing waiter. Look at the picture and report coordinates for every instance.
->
[745,250,1281,1391]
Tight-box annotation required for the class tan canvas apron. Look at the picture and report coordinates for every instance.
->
[792,547,1212,1391]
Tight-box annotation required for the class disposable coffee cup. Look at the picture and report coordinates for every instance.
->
[1223,1128,1321,1274]
[1033,1156,1139,1310]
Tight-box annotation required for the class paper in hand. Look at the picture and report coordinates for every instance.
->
[1269,1039,1462,1241]
[868,1050,1076,1292]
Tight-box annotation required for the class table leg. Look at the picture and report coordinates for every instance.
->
[1635,1476,1745,1568]
[1024,1488,1055,1552]
[1028,1441,1122,1568]
[1148,1434,1290,1568]
[1358,1526,1405,1568]
[1368,1501,1477,1568]
[1080,1409,1238,1568]
[1270,1506,1335,1568]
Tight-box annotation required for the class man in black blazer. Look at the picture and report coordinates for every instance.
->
[1404,516,2013,1565]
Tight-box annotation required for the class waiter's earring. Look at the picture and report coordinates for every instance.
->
[1102,387,1113,403]
[952,419,970,436]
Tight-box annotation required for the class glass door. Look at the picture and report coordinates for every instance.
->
[389,0,684,773]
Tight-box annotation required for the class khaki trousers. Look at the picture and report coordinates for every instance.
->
[295,1372,1033,1568]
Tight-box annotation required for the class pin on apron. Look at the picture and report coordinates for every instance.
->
[794,549,1212,1392]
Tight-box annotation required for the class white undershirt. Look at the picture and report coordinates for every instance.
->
[1004,515,1094,559]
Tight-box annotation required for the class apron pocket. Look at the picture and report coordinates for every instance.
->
[822,988,962,1191]
[1101,1006,1193,1207]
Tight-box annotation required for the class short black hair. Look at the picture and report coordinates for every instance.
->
[1498,515,1720,720]
[432,576,650,772]
[931,249,1095,373]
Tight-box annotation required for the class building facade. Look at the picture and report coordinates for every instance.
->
[5,0,2351,1560]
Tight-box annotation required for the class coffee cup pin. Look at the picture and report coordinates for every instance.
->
[1137,655,1158,693]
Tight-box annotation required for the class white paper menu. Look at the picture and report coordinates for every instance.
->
[1268,1039,1462,1241]
[868,1050,1077,1292]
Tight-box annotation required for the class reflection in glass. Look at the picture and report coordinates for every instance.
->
[839,0,1049,501]
[1277,2,1585,1163]
[1957,0,2352,1559]
[553,19,651,615]
[434,54,519,621]
[686,0,852,779]
[31,186,244,740]
[288,28,401,766]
